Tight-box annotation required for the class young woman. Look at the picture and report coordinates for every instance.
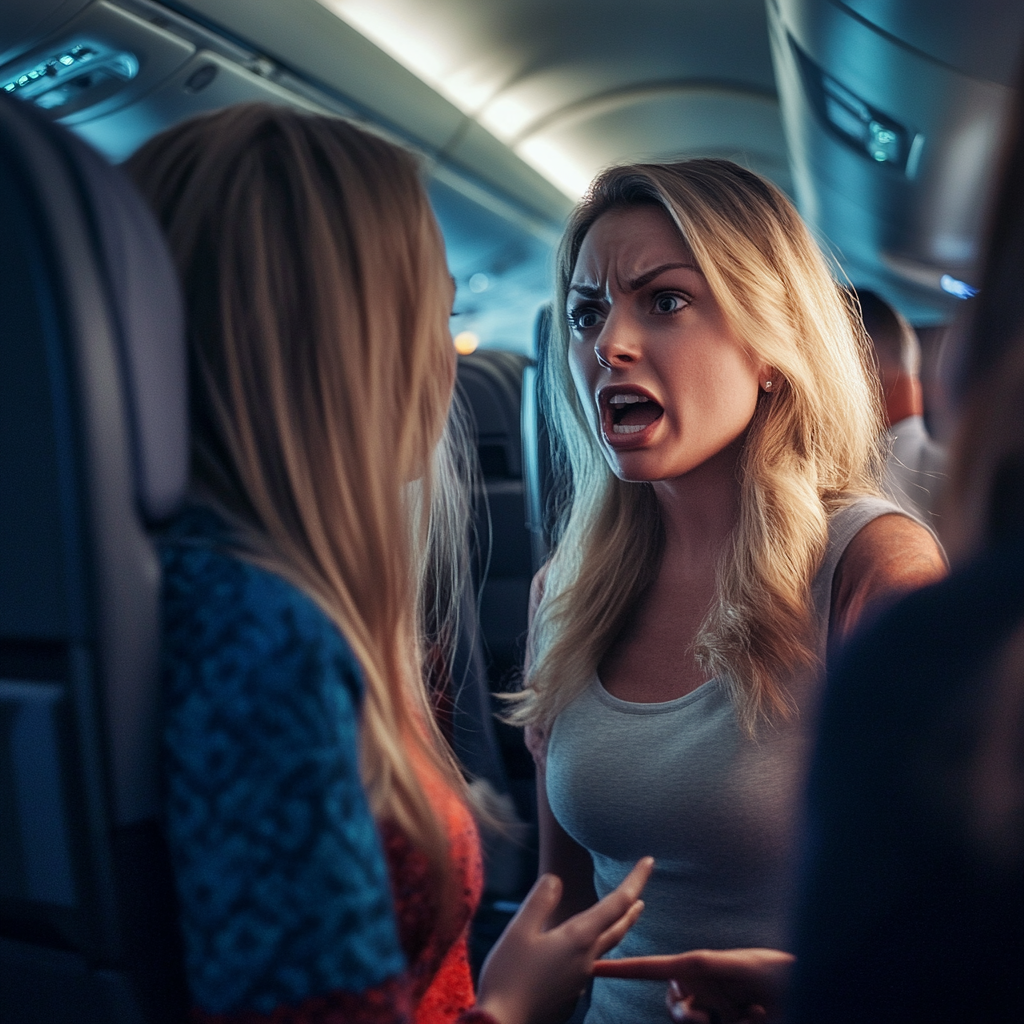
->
[605,87,1024,1022]
[128,104,651,1024]
[509,159,946,1022]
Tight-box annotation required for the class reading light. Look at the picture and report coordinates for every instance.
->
[3,43,138,111]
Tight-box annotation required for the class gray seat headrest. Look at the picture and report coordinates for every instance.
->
[0,92,187,524]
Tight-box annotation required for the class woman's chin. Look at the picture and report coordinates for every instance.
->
[604,447,673,483]
[603,445,740,485]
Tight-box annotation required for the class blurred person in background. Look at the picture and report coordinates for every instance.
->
[858,289,946,529]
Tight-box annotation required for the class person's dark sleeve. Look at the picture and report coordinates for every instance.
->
[788,544,1024,1024]
[161,541,408,1017]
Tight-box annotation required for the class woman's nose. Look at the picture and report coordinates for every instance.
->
[594,317,639,368]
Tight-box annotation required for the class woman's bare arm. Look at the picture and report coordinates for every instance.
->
[526,565,598,924]
[535,760,598,924]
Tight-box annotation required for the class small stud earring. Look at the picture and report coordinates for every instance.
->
[764,380,773,391]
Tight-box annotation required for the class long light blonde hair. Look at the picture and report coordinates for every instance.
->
[128,104,470,893]
[510,160,886,734]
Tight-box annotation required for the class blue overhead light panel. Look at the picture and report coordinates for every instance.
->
[2,42,138,117]
[793,40,921,177]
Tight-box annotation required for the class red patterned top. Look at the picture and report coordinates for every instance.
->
[192,765,496,1024]
[381,764,487,1024]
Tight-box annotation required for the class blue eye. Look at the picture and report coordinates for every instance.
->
[569,306,602,330]
[653,293,687,314]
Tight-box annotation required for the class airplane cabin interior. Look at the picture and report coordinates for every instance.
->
[1,0,1022,1020]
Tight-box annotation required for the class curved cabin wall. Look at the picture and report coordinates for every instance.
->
[769,0,1023,324]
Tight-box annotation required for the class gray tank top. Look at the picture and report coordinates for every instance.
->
[545,497,906,1024]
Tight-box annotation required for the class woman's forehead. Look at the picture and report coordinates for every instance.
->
[570,206,698,291]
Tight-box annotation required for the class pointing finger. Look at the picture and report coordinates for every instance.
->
[593,953,697,980]
[618,856,655,901]
[572,857,654,935]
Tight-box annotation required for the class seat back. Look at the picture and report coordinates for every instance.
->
[0,93,187,1022]
[456,350,535,679]
[455,350,541,900]
[522,302,576,572]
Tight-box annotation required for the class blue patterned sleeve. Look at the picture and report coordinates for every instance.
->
[160,527,406,1017]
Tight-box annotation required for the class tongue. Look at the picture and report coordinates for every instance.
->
[618,403,662,428]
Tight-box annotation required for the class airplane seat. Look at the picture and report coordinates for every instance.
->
[522,303,563,570]
[456,350,534,682]
[455,348,543,969]
[456,346,546,837]
[0,92,188,1023]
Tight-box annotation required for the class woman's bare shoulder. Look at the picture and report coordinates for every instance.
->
[831,513,947,641]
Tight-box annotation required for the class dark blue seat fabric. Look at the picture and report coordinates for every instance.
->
[0,92,187,1022]
[456,350,534,703]
[522,303,561,565]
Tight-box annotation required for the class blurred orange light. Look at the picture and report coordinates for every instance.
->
[454,331,480,355]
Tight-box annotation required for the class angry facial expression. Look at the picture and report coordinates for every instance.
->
[566,204,768,483]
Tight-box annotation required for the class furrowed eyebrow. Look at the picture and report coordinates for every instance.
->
[568,261,701,300]
[627,262,699,290]
[567,283,606,299]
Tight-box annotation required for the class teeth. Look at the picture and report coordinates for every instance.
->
[612,424,646,434]
[607,393,650,405]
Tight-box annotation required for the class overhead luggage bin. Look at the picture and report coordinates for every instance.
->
[170,0,571,224]
[0,0,564,355]
[0,0,93,67]
[768,0,1022,323]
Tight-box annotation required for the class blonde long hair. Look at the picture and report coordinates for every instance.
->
[511,160,885,733]
[128,104,470,889]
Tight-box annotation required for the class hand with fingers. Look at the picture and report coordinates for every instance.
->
[592,947,794,1024]
[474,856,654,1024]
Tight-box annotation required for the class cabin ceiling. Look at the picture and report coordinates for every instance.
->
[318,0,792,199]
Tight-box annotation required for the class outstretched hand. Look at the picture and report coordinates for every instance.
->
[592,947,794,1024]
[475,857,654,1024]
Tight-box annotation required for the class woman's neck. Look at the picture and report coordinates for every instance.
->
[597,440,744,702]
[652,439,743,566]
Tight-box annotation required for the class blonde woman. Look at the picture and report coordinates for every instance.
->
[129,105,651,1024]
[510,160,946,1022]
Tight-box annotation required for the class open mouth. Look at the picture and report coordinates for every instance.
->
[601,388,664,441]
